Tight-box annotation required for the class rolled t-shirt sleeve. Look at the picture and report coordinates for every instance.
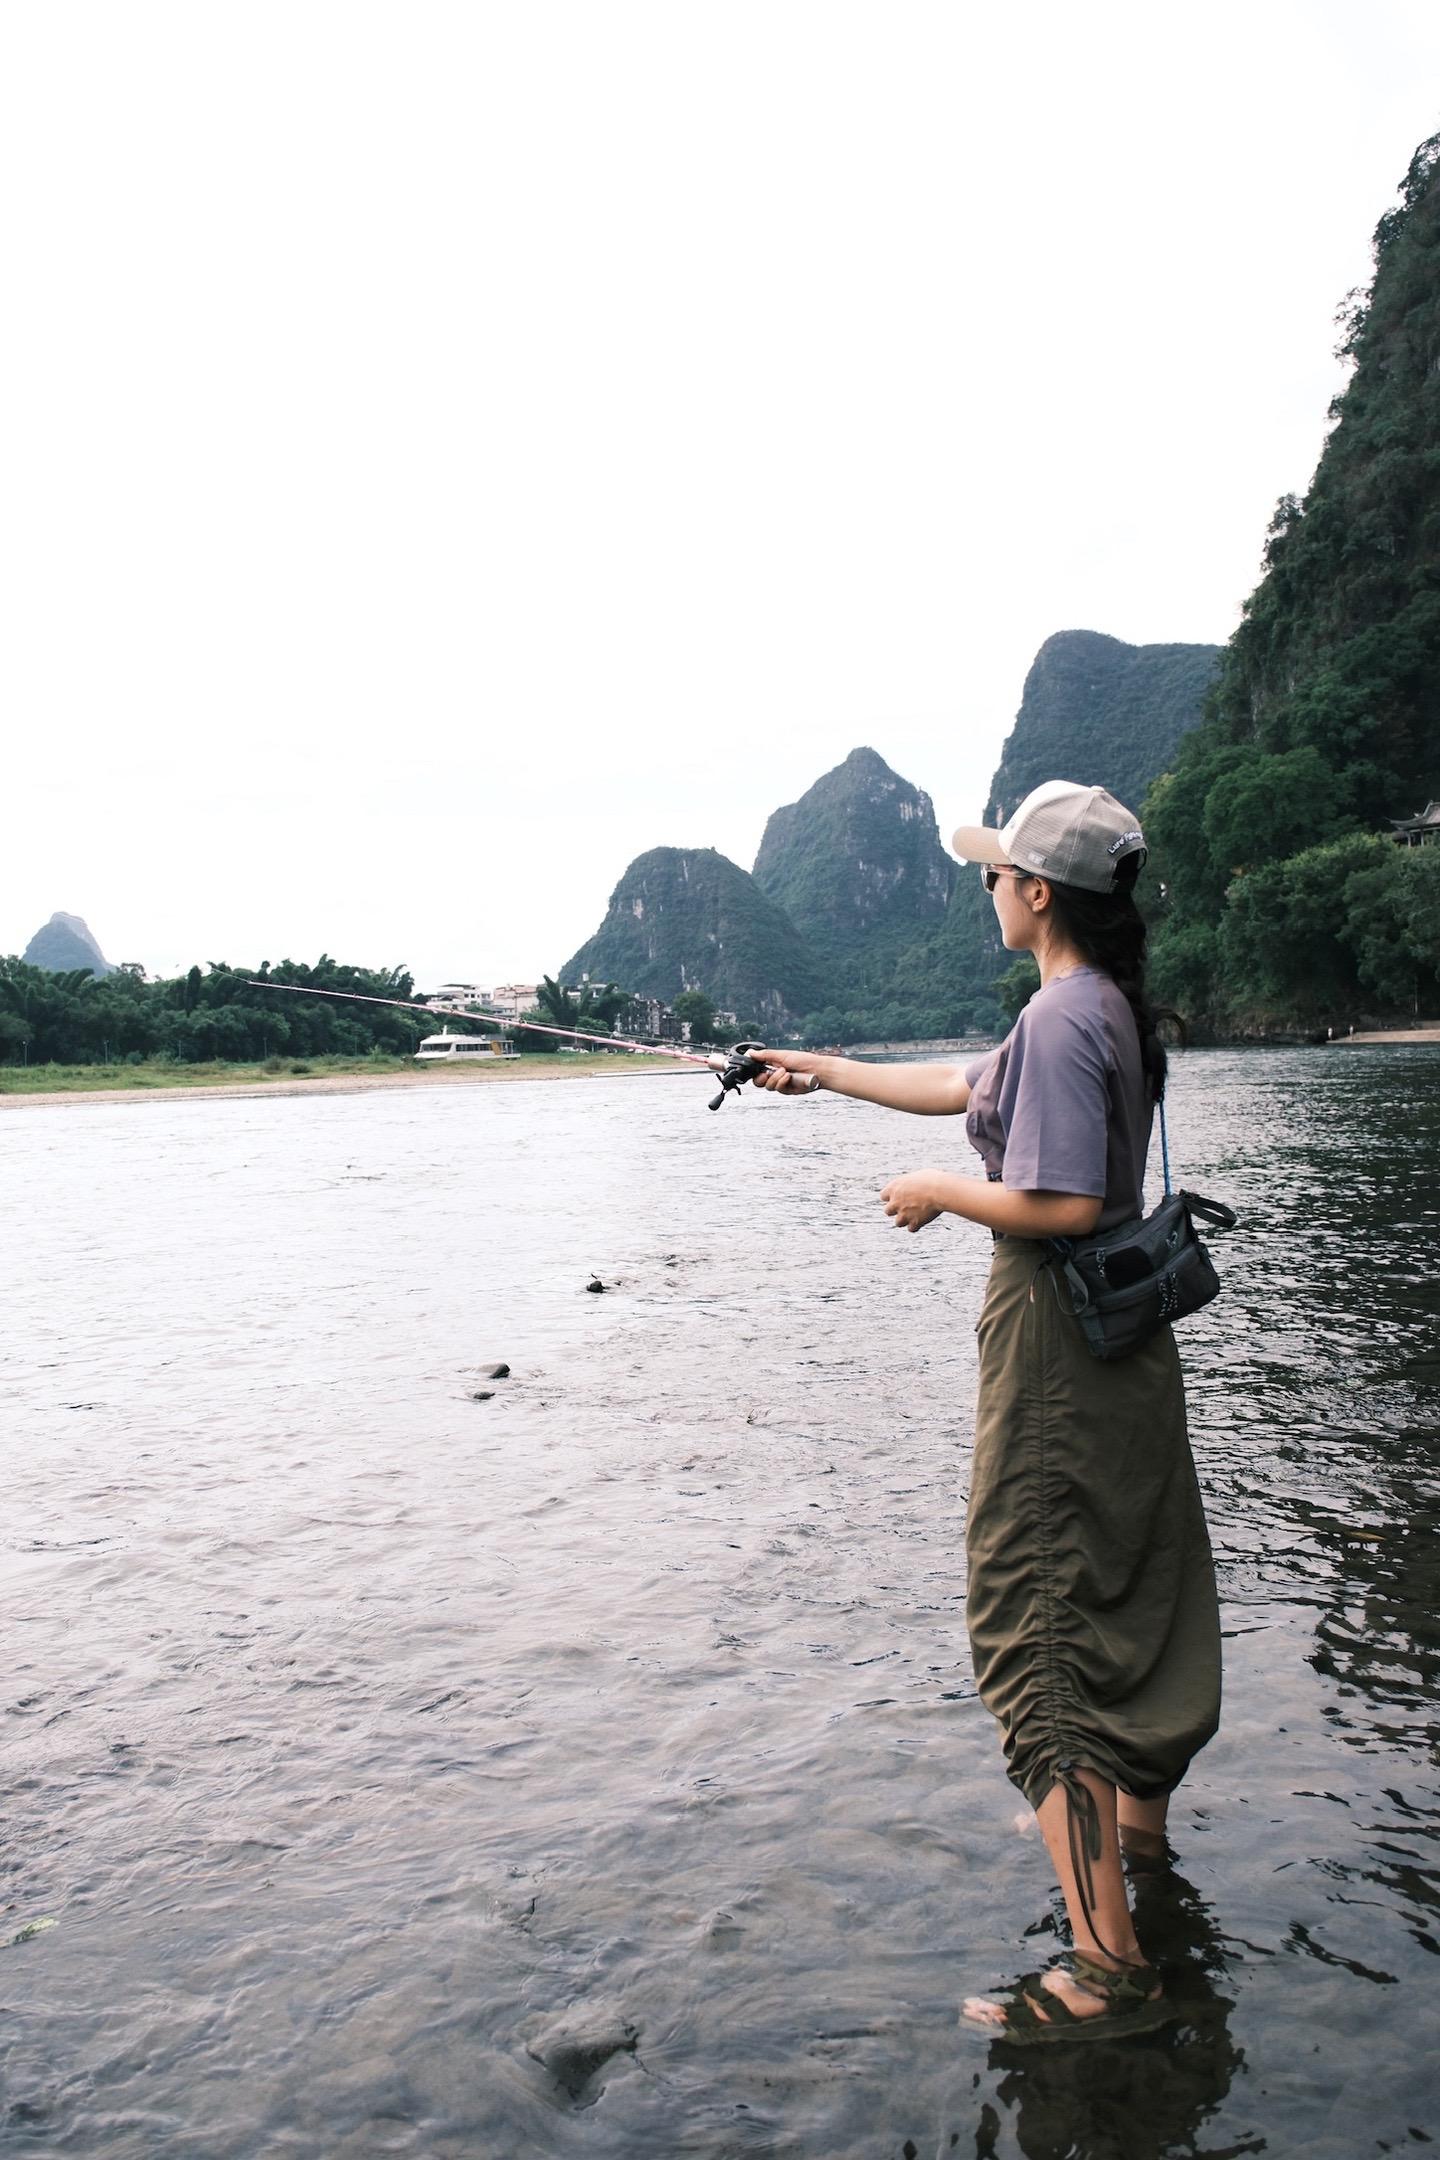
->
[996,998,1110,1197]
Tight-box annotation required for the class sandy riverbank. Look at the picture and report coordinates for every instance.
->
[0,1058,698,1109]
[1333,1025,1440,1045]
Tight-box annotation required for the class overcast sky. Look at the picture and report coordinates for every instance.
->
[4,2,1438,987]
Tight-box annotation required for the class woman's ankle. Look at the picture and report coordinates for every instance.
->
[1074,1934,1145,1970]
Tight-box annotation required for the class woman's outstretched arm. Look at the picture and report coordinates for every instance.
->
[748,1046,973,1115]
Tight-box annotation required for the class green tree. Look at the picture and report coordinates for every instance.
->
[533,973,627,1040]
[0,952,431,1066]
[995,956,1040,1020]
[1218,832,1382,1020]
[1201,746,1351,880]
[574,981,627,1035]
[533,975,579,1032]
[672,990,717,1041]
[1342,843,1440,1008]
[799,1007,849,1045]
[517,1008,561,1051]
[0,1009,33,1059]
[1149,920,1221,1022]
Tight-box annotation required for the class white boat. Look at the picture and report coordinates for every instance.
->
[414,1030,518,1063]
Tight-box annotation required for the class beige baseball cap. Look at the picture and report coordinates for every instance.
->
[952,780,1147,893]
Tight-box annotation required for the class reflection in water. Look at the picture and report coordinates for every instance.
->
[1,1045,1438,2157]
[971,1863,1244,2160]
[1303,1457,1440,1754]
[980,1866,1252,2151]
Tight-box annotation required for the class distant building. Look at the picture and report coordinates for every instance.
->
[426,982,496,1014]
[1389,799,1440,847]
[617,995,684,1043]
[489,983,539,1020]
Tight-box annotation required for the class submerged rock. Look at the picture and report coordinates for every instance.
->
[524,2009,639,2101]
[10,1917,58,1945]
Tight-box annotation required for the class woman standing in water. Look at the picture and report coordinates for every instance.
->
[751,781,1221,2039]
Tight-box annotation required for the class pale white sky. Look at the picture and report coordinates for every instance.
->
[3,1,1438,986]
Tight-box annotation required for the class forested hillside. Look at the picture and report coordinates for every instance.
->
[752,748,955,977]
[561,847,826,1028]
[985,634,1220,825]
[1146,132,1440,1028]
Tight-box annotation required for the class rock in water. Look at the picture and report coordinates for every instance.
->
[524,2011,639,2101]
[586,1277,605,1294]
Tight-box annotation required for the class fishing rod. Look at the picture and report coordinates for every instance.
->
[242,980,818,1109]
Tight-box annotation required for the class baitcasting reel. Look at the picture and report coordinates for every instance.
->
[706,1041,820,1110]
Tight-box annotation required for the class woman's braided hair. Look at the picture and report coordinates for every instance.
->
[1042,856,1179,1103]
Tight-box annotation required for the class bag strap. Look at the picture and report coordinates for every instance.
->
[1160,1094,1236,1232]
[1179,1189,1238,1232]
[1159,1096,1173,1197]
[1060,1258,1094,1313]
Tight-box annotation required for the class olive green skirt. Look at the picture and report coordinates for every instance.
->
[966,1236,1221,1811]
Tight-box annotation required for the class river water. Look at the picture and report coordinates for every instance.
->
[3,1047,1438,2159]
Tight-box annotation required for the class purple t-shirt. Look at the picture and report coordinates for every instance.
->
[963,967,1153,1231]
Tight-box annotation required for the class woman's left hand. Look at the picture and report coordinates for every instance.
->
[881,1172,943,1233]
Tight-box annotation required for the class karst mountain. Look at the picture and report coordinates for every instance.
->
[561,631,1220,1037]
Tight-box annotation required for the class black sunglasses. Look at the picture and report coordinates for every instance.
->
[981,864,1030,893]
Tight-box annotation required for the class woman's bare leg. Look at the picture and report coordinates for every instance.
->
[963,1768,1158,2028]
[1035,1768,1144,1965]
[1116,1790,1170,1860]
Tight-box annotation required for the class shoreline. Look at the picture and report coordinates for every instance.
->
[6,1024,1438,1110]
[1330,1025,1440,1046]
[0,1057,699,1110]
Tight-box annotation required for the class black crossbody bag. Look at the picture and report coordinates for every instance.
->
[1045,1102,1237,1362]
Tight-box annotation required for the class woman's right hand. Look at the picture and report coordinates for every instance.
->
[746,1047,825,1096]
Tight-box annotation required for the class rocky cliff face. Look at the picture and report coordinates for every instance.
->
[23,912,113,976]
[986,632,1221,827]
[889,634,1220,1033]
[561,847,825,1028]
[751,747,955,987]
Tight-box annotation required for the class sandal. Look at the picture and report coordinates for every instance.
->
[960,1951,1173,2046]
